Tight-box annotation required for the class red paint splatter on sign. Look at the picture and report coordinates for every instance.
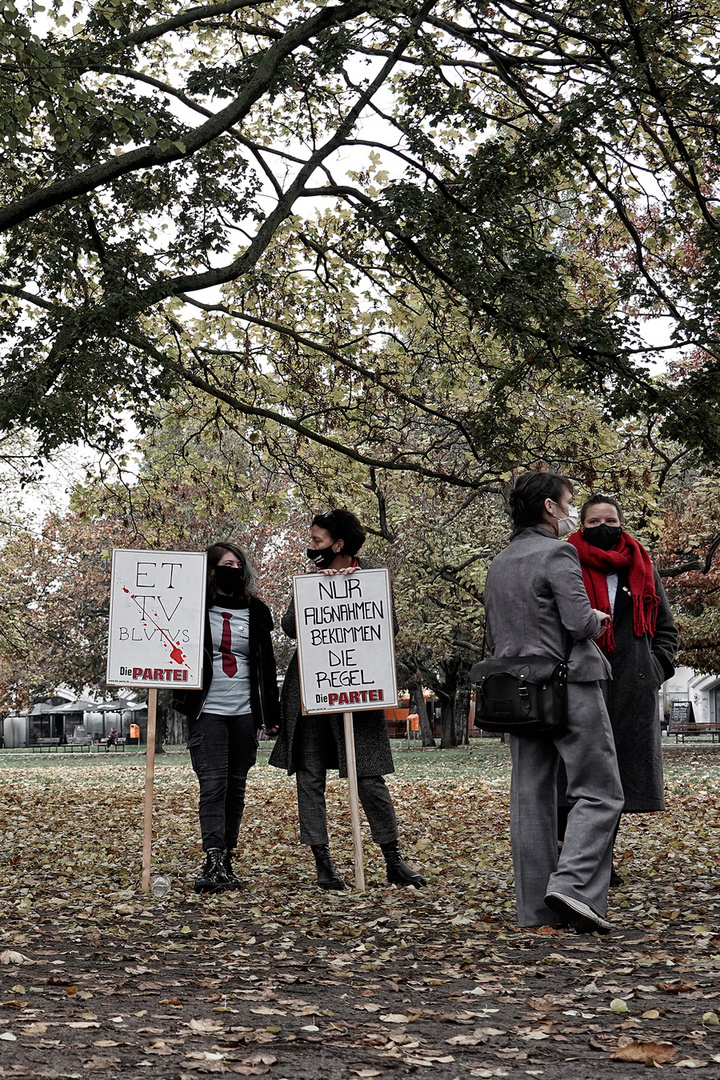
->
[120,583,188,667]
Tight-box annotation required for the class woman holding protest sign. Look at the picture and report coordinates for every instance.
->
[174,543,280,894]
[269,509,425,890]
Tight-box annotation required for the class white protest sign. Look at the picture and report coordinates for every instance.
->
[106,549,207,688]
[293,568,398,714]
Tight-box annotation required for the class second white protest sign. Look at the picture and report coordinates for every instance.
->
[293,568,398,714]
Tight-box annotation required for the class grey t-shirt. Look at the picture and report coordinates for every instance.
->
[203,606,252,716]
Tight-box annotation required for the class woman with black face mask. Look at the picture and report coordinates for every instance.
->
[561,496,678,884]
[269,509,425,891]
[173,543,280,894]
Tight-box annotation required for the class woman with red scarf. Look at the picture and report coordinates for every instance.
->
[564,495,678,882]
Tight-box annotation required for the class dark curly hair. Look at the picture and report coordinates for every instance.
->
[206,542,256,606]
[311,509,366,557]
[509,471,574,530]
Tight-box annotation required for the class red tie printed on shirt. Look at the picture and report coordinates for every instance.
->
[220,612,238,677]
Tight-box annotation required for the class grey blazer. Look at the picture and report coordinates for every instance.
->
[484,527,611,683]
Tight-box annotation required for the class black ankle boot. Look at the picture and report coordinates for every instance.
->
[194,849,231,894]
[381,841,426,888]
[223,849,242,890]
[310,844,345,890]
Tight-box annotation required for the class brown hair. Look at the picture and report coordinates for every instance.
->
[580,494,623,525]
[509,471,574,530]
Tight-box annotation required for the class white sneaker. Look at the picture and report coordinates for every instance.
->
[545,892,613,934]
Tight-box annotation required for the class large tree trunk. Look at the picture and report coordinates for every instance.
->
[440,694,457,748]
[409,679,435,747]
[436,657,462,748]
[162,702,188,745]
[152,689,177,756]
[154,710,165,755]
[455,688,470,746]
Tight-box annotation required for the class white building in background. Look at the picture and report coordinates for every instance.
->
[661,666,695,717]
[2,697,147,747]
[686,673,720,725]
[659,665,720,726]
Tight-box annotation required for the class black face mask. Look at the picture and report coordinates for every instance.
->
[583,524,623,551]
[213,564,243,595]
[307,544,337,569]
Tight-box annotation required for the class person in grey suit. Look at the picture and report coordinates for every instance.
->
[483,471,624,933]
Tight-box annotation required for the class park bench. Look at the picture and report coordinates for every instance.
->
[94,737,128,752]
[33,737,61,752]
[66,736,93,752]
[666,722,720,743]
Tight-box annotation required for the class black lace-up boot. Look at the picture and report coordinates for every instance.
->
[311,844,345,890]
[194,849,231,894]
[380,841,427,888]
[223,849,242,890]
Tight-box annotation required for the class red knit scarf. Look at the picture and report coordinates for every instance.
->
[567,531,659,657]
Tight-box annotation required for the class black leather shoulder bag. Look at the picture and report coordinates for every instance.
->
[470,636,574,736]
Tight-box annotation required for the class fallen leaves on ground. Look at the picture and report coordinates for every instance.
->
[0,745,718,1078]
[613,1038,677,1063]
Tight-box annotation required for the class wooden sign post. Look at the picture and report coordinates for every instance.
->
[107,549,207,893]
[292,569,398,891]
[342,710,365,891]
[141,689,158,893]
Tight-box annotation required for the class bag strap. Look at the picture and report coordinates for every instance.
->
[562,632,574,663]
[556,631,574,684]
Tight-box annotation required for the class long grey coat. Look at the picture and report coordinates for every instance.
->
[268,590,395,779]
[601,568,678,812]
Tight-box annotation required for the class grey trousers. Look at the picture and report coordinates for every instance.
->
[510,681,624,927]
[294,714,398,847]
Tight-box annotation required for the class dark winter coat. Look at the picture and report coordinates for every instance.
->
[173,596,281,731]
[558,566,678,813]
[268,579,395,779]
[604,568,677,812]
